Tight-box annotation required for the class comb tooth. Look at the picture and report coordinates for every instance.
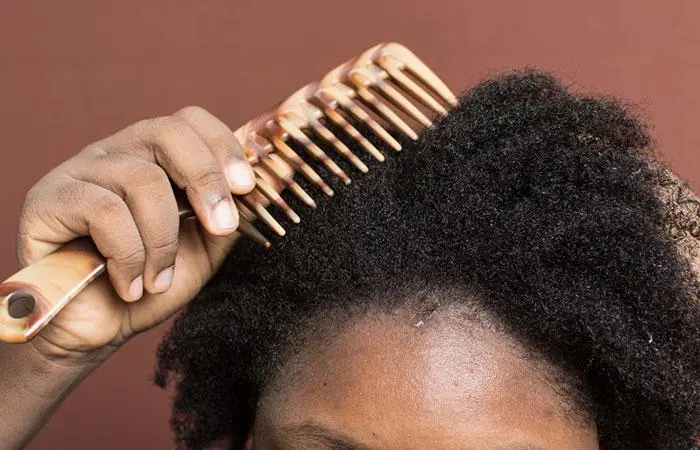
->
[323,88,402,151]
[355,84,418,140]
[321,106,385,162]
[258,160,316,208]
[277,118,352,185]
[377,57,447,114]
[234,198,257,221]
[374,79,433,127]
[270,135,334,196]
[253,163,290,191]
[237,218,271,248]
[254,176,301,223]
[385,53,457,107]
[240,196,286,236]
[343,98,402,151]
[235,197,281,238]
[309,120,368,173]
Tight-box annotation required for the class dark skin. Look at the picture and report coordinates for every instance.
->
[249,309,599,449]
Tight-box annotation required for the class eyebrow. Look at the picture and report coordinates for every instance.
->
[280,422,372,450]
[280,423,547,450]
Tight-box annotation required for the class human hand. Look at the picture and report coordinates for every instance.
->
[16,106,256,363]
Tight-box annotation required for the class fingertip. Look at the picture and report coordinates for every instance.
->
[151,266,174,293]
[127,275,144,302]
[227,161,256,195]
[209,198,239,235]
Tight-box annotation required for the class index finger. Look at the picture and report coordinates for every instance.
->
[174,106,256,195]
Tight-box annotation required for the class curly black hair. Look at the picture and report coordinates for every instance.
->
[155,69,700,449]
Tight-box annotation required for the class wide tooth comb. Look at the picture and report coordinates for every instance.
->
[256,161,317,208]
[235,122,301,224]
[269,134,335,197]
[240,194,287,237]
[248,136,316,208]
[0,42,456,344]
[373,43,458,107]
[231,200,272,248]
[317,80,403,151]
[278,85,367,175]
[343,53,423,139]
[377,55,448,115]
[239,114,334,199]
[310,120,369,173]
[314,103,385,162]
[354,82,419,140]
[275,118,352,185]
[353,65,433,128]
[254,175,300,224]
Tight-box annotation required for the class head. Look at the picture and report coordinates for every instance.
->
[155,70,700,449]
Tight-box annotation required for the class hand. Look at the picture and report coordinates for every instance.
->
[16,106,256,364]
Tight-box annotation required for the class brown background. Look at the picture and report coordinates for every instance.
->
[1,0,699,448]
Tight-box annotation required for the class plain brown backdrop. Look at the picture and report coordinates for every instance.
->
[1,0,700,448]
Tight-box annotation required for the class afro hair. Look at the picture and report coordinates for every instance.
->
[155,69,700,449]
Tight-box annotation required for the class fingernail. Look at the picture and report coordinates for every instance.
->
[129,275,143,301]
[153,266,174,292]
[212,199,237,231]
[227,161,256,189]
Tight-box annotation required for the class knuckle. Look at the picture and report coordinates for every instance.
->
[21,171,59,209]
[91,152,170,192]
[81,142,108,157]
[149,116,190,144]
[189,168,227,192]
[20,180,83,229]
[17,207,38,242]
[91,196,146,271]
[208,132,239,154]
[114,245,146,270]
[19,185,42,223]
[175,105,208,120]
[146,235,179,261]
[99,193,129,217]
[133,117,164,135]
[130,162,169,189]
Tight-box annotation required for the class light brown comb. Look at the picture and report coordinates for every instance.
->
[0,42,457,344]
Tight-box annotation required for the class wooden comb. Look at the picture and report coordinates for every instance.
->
[0,42,457,344]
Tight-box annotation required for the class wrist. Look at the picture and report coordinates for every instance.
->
[29,333,120,369]
[4,341,100,402]
[0,342,104,449]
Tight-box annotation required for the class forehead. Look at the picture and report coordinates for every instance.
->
[256,311,597,449]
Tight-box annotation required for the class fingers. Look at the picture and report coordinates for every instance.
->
[79,107,254,295]
[19,179,147,302]
[90,113,251,236]
[70,153,180,295]
[138,116,239,235]
[19,106,253,303]
[174,106,256,195]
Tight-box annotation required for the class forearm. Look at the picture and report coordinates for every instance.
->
[0,343,99,449]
